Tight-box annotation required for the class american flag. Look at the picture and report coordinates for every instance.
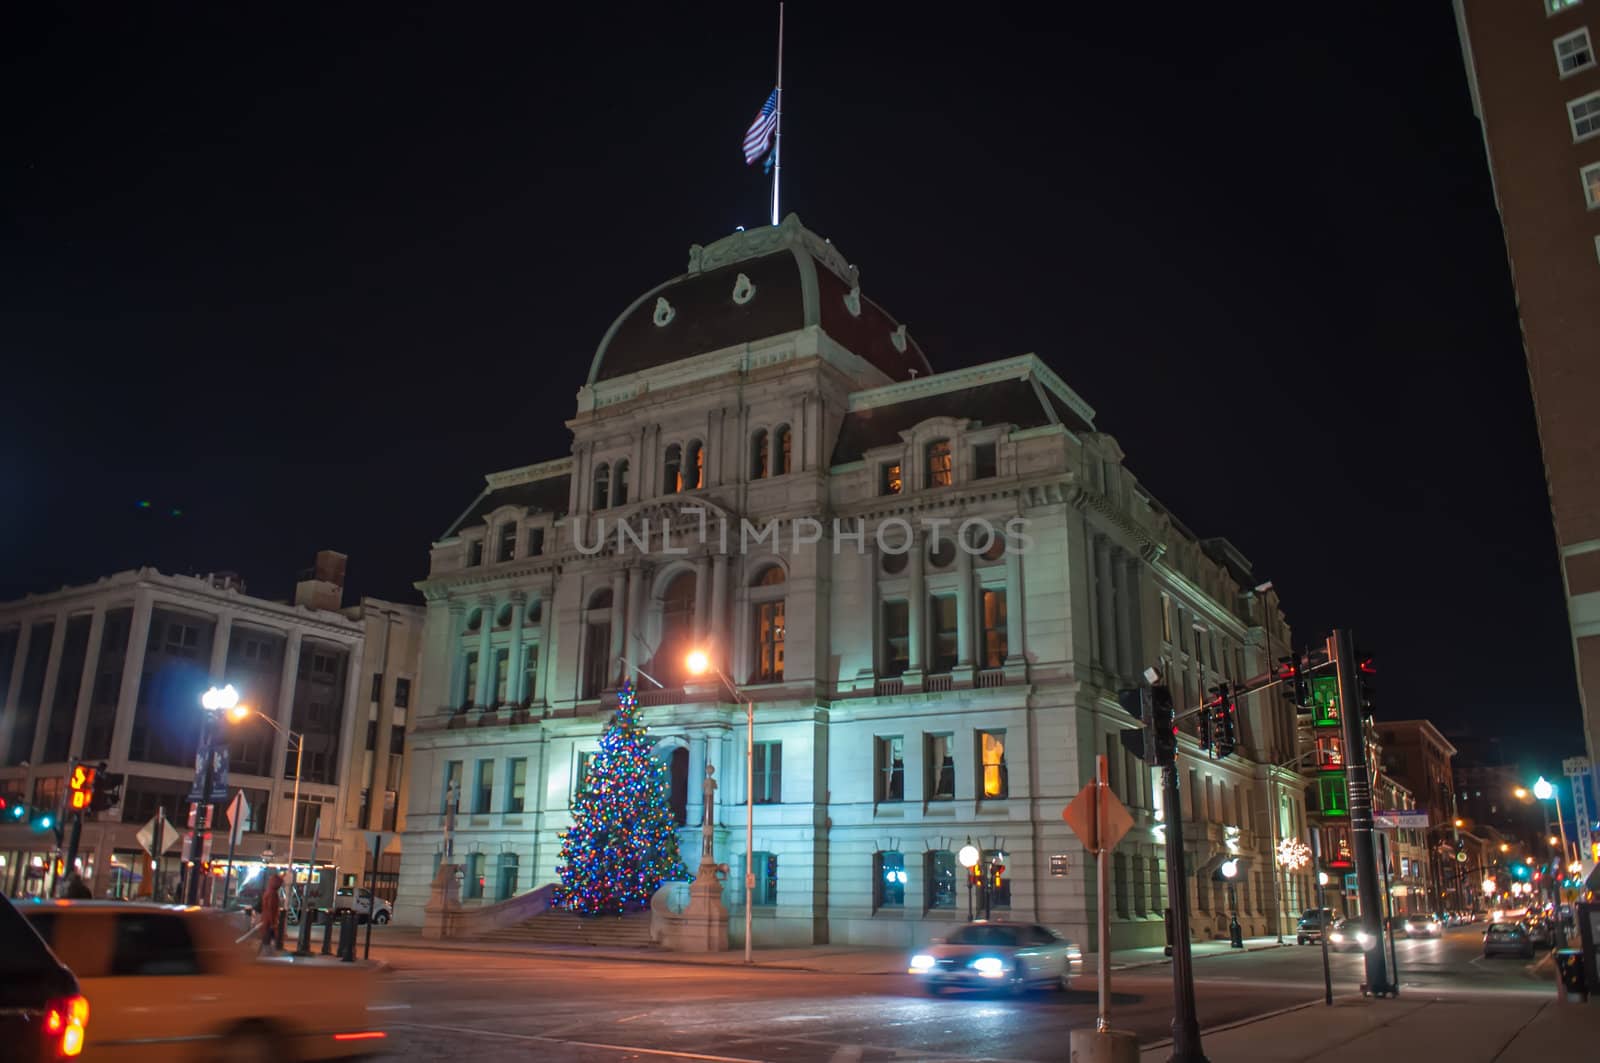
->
[743,89,779,165]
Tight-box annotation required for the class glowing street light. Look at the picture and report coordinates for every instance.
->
[1220,859,1239,879]
[686,647,755,963]
[226,703,305,914]
[200,684,240,713]
[188,685,241,904]
[1482,877,1497,895]
[1513,786,1529,800]
[1533,777,1554,801]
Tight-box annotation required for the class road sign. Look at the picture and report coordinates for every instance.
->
[1374,809,1429,830]
[1049,854,1070,877]
[1063,781,1134,853]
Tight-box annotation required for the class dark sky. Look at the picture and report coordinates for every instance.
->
[1,3,1583,776]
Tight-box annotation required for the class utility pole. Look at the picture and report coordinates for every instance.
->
[1332,629,1394,996]
[1161,755,1208,1062]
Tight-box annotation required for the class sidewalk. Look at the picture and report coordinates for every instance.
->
[364,925,1286,976]
[1138,996,1600,1061]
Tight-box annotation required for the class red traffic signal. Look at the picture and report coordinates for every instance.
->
[68,764,97,811]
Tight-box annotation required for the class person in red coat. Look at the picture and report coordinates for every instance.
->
[258,871,284,953]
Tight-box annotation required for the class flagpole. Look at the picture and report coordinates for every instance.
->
[771,2,784,226]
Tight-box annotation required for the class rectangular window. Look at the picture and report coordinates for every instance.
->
[527,527,545,556]
[463,652,479,706]
[751,851,778,906]
[494,648,510,705]
[1557,27,1596,75]
[752,741,782,804]
[1549,0,1584,15]
[394,677,410,708]
[463,852,484,900]
[876,735,905,802]
[294,797,324,838]
[1584,161,1600,208]
[929,595,958,674]
[926,439,953,488]
[880,461,902,496]
[443,760,462,814]
[391,725,405,756]
[1160,593,1172,641]
[1569,91,1600,140]
[1318,775,1349,817]
[881,600,909,677]
[980,589,1007,668]
[972,442,997,479]
[582,622,610,699]
[498,522,517,562]
[573,750,592,802]
[508,757,527,813]
[365,721,377,751]
[983,849,1011,908]
[474,759,494,814]
[1315,735,1345,770]
[370,672,383,703]
[927,733,955,800]
[753,600,785,682]
[521,645,539,705]
[980,730,1008,799]
[926,850,957,910]
[875,851,906,910]
[467,540,483,567]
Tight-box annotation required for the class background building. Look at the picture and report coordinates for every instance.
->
[0,554,421,902]
[396,217,1311,950]
[1454,1,1600,793]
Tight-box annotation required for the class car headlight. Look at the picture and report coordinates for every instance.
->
[1355,932,1374,946]
[1329,932,1344,943]
[971,956,1007,978]
[909,954,935,972]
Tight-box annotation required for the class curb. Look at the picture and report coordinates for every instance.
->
[1109,940,1286,971]
[1138,994,1340,1051]
[369,939,904,976]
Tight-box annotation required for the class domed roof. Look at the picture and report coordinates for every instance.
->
[587,214,931,385]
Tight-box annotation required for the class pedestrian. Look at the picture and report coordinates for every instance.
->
[259,870,284,954]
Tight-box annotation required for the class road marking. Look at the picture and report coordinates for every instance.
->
[392,1021,765,1062]
[616,1012,649,1023]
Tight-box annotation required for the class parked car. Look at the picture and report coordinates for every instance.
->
[908,921,1082,994]
[1383,915,1410,939]
[1296,909,1335,945]
[1483,921,1536,959]
[0,895,87,1062]
[1403,914,1442,939]
[1326,918,1376,952]
[333,888,393,925]
[20,901,386,1061]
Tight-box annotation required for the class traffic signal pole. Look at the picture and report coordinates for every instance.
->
[1332,628,1395,997]
[1161,757,1207,1063]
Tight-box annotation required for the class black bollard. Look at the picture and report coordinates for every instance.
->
[321,909,336,955]
[295,908,315,956]
[338,910,357,962]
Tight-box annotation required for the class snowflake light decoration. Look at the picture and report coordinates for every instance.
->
[1276,837,1312,871]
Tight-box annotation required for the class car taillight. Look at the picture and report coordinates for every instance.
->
[43,995,88,1058]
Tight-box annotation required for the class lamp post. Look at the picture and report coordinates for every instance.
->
[686,648,755,964]
[958,841,980,921]
[1533,777,1574,865]
[225,703,303,914]
[1222,859,1243,949]
[187,684,239,905]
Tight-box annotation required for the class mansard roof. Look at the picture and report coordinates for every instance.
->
[443,465,571,538]
[830,356,1096,465]
[587,214,931,386]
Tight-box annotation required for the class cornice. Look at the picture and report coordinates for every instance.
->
[485,458,573,491]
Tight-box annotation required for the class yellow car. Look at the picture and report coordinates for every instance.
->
[20,901,386,1062]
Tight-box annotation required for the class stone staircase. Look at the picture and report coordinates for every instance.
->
[477,908,655,948]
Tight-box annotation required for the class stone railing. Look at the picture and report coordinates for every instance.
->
[423,868,558,940]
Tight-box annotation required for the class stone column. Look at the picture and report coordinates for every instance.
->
[507,593,527,704]
[67,605,107,759]
[622,568,640,670]
[906,532,925,683]
[208,612,234,683]
[711,554,729,670]
[537,591,555,705]
[272,631,303,810]
[955,536,974,675]
[30,608,70,765]
[476,598,495,706]
[1003,538,1024,668]
[693,556,712,643]
[0,618,33,765]
[687,733,706,827]
[1095,537,1118,679]
[608,573,626,682]
[443,602,465,706]
[109,592,154,770]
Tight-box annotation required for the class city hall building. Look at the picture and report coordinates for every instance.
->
[396,216,1313,949]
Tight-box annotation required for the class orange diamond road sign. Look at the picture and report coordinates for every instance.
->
[1062,783,1134,853]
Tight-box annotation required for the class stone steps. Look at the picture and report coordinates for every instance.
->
[477,909,654,948]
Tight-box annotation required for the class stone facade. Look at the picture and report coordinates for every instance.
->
[394,217,1308,949]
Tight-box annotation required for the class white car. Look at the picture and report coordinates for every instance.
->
[333,888,393,924]
[909,921,1083,994]
[20,901,385,1062]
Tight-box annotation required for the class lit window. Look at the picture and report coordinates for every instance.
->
[926,439,953,488]
[1548,0,1584,16]
[1556,28,1595,75]
[750,851,778,906]
[752,600,784,682]
[685,440,704,489]
[980,730,1008,798]
[981,588,1008,669]
[874,851,906,910]
[880,461,902,495]
[1569,91,1600,140]
[1583,161,1600,208]
[573,751,592,802]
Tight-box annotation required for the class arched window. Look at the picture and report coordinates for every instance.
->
[773,424,792,476]
[582,588,615,699]
[663,443,683,494]
[592,462,610,511]
[750,429,769,480]
[750,565,786,683]
[613,460,630,506]
[684,440,704,490]
[656,572,697,684]
[926,439,953,488]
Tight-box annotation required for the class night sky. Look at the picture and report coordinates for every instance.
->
[1,4,1582,775]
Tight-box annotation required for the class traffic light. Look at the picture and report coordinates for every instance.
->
[1118,683,1178,767]
[1213,683,1238,759]
[1277,655,1310,707]
[68,763,96,812]
[1199,688,1217,753]
[5,800,25,823]
[990,862,1005,890]
[1150,684,1178,767]
[1355,653,1376,715]
[89,768,123,813]
[1116,688,1147,763]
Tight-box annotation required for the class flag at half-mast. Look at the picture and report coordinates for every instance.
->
[743,88,779,164]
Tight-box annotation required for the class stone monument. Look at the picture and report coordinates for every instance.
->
[656,764,729,952]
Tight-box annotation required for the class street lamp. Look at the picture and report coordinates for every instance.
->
[1221,859,1243,948]
[187,685,239,904]
[226,705,305,914]
[1532,776,1574,866]
[686,648,755,964]
[958,842,980,921]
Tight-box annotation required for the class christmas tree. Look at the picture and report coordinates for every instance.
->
[556,678,688,915]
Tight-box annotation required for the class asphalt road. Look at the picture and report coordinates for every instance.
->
[369,925,1553,1062]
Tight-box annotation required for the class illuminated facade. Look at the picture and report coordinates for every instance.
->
[395,217,1307,948]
